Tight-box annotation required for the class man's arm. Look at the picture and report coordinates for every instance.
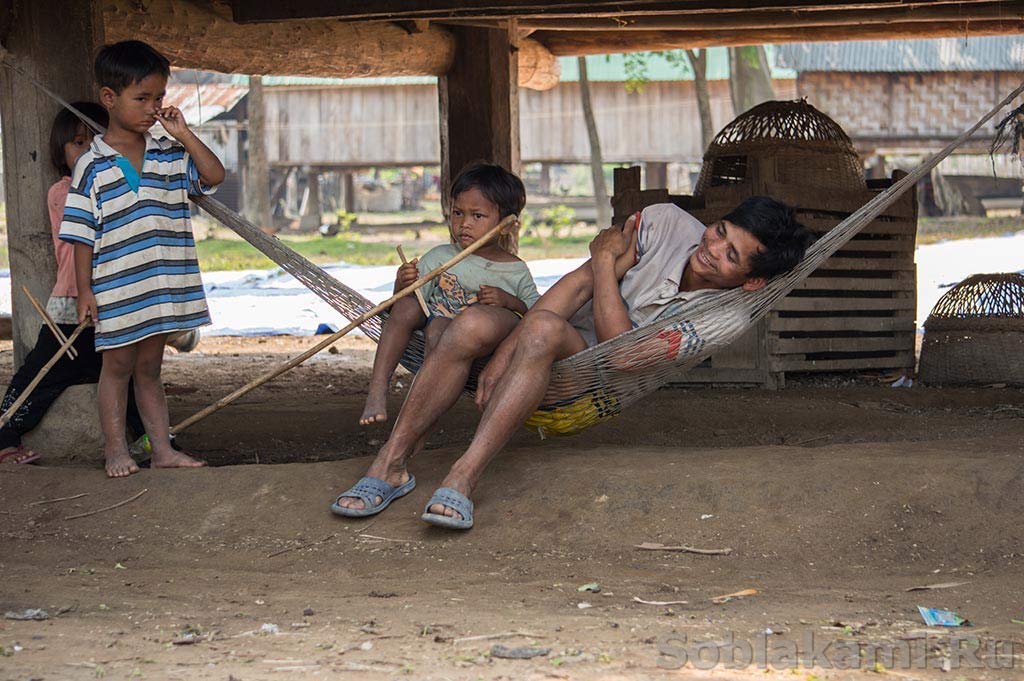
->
[589,214,639,343]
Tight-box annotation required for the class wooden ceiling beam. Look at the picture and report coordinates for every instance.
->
[511,2,1023,31]
[537,19,1024,55]
[229,0,994,23]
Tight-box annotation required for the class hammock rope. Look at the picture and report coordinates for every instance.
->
[4,52,1022,436]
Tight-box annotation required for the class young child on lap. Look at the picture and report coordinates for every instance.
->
[359,163,538,426]
[59,41,225,477]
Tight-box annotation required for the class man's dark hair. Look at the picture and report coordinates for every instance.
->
[450,163,527,218]
[49,102,108,176]
[723,196,814,279]
[95,40,171,93]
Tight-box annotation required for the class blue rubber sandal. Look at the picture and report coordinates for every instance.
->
[421,487,474,530]
[330,475,416,518]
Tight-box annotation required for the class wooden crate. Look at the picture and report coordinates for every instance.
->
[612,166,918,387]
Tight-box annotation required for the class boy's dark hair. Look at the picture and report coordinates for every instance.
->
[450,163,526,218]
[49,102,108,176]
[95,40,170,93]
[722,196,814,279]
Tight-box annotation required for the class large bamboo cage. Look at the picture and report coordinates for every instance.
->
[695,99,866,198]
[918,273,1024,386]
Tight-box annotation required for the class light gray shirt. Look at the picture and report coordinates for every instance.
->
[570,203,713,347]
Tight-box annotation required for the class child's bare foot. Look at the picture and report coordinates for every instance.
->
[359,390,388,426]
[152,450,206,469]
[105,450,139,478]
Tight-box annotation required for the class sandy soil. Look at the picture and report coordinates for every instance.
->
[2,335,1023,680]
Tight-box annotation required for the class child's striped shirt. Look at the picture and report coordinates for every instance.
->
[59,132,213,350]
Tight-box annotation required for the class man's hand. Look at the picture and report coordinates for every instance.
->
[395,259,419,289]
[155,106,194,141]
[589,212,638,267]
[77,288,97,325]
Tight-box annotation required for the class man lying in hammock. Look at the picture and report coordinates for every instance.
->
[331,197,813,529]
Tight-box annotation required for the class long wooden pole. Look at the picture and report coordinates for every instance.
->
[22,286,78,360]
[170,214,518,434]
[396,245,431,317]
[0,319,89,428]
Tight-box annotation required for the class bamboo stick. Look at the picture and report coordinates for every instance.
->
[0,320,89,428]
[22,286,78,360]
[396,245,431,317]
[170,215,518,434]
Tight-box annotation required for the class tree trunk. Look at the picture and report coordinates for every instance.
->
[243,75,272,230]
[728,46,775,116]
[577,56,611,228]
[686,49,715,151]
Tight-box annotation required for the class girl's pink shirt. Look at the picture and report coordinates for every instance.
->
[47,177,79,298]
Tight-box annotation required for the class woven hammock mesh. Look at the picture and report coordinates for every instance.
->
[918,273,1024,386]
[695,99,865,197]
[191,80,1021,435]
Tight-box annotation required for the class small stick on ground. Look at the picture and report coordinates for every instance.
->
[64,488,148,521]
[29,492,90,506]
[634,542,732,555]
[357,534,420,544]
[266,533,336,559]
[453,631,545,644]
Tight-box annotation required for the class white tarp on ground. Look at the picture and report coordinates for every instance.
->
[2,232,1023,336]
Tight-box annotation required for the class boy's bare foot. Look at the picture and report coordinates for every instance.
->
[105,451,139,478]
[358,390,388,426]
[152,450,206,469]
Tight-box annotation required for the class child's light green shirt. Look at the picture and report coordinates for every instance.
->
[416,244,539,318]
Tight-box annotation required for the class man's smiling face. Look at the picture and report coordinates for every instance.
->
[687,219,768,291]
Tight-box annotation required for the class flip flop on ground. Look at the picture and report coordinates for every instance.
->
[330,475,416,518]
[421,487,474,530]
[0,445,41,465]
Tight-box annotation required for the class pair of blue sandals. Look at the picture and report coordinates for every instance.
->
[329,475,473,530]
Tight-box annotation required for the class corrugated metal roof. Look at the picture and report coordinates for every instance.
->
[775,37,1024,73]
[163,83,248,124]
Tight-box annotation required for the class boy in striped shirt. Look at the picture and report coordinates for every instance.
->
[60,41,225,477]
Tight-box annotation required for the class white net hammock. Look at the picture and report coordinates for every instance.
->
[191,78,1024,436]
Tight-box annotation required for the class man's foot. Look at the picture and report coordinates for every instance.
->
[426,479,472,522]
[358,390,388,426]
[105,450,139,478]
[422,482,474,530]
[0,445,41,465]
[152,450,206,469]
[334,459,409,512]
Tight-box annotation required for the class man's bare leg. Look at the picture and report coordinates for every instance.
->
[360,297,427,426]
[335,306,519,511]
[132,334,205,469]
[98,344,139,478]
[427,310,588,519]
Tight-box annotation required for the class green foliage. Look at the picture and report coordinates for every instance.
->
[616,50,696,94]
[540,204,576,238]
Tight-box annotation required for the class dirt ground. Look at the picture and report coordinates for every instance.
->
[2,335,1024,680]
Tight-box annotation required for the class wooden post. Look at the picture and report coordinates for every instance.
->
[299,168,322,231]
[342,170,356,214]
[438,23,520,219]
[0,0,101,363]
[243,74,271,229]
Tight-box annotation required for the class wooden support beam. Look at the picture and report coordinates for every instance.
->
[0,0,100,363]
[515,2,1022,30]
[103,0,455,79]
[102,1,559,89]
[438,24,520,226]
[537,19,1024,55]
[229,0,993,22]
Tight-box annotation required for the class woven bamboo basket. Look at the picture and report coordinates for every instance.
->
[695,99,865,197]
[918,273,1024,385]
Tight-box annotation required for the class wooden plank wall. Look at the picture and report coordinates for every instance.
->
[261,79,797,166]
